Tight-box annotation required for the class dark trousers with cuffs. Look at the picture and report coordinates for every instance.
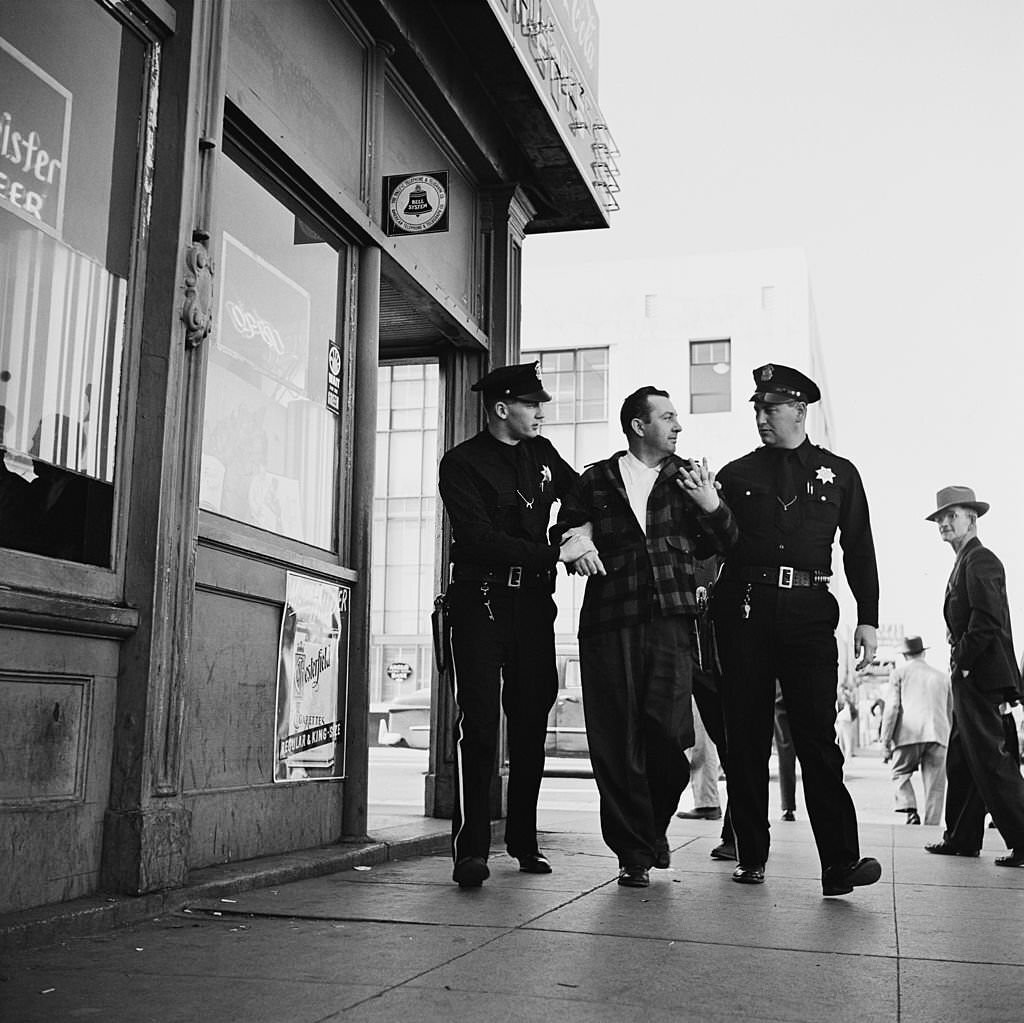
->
[447,581,558,863]
[942,679,1024,852]
[714,582,860,872]
[580,614,694,868]
[692,672,734,845]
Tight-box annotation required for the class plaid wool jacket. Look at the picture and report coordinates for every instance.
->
[557,452,739,638]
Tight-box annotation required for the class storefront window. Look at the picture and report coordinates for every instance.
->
[199,152,343,550]
[0,2,146,565]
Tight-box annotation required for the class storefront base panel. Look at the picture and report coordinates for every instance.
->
[184,780,345,870]
[0,628,119,914]
[100,805,191,896]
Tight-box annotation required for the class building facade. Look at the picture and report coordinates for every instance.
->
[0,0,617,915]
[521,248,853,679]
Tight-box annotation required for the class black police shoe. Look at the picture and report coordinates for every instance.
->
[924,840,980,857]
[452,856,489,887]
[517,853,552,874]
[995,849,1024,867]
[822,856,881,896]
[676,806,723,820]
[710,841,737,861]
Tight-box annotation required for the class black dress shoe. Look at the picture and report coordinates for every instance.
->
[452,856,489,887]
[731,865,765,884]
[905,810,921,825]
[994,849,1024,867]
[781,810,796,822]
[710,841,737,861]
[676,806,723,820]
[822,856,882,896]
[617,865,650,888]
[653,837,671,869]
[517,853,552,874]
[924,840,980,857]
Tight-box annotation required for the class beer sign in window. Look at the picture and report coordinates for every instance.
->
[0,36,70,237]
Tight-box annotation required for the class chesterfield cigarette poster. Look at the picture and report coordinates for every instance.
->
[274,573,350,781]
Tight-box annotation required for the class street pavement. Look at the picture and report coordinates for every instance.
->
[2,751,1024,1021]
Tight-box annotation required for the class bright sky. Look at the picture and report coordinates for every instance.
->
[525,0,1024,657]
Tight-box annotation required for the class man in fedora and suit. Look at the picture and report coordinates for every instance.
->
[924,486,1024,866]
[880,635,952,826]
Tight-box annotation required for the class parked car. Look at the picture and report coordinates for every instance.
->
[377,656,590,755]
[378,687,431,749]
[544,657,588,756]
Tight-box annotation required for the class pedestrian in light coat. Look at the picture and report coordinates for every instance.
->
[880,635,952,826]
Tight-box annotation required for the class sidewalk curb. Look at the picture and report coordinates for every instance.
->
[0,820,482,953]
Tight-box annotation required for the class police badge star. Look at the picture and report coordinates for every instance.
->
[540,464,552,491]
[815,466,836,484]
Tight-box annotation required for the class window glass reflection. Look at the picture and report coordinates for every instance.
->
[199,155,342,549]
[0,3,145,565]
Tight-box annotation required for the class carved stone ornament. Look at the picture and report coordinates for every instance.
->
[182,240,214,348]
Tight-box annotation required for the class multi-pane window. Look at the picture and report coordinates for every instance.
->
[690,340,731,414]
[521,347,608,469]
[371,362,438,705]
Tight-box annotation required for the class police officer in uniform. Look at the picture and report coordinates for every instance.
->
[713,363,882,896]
[438,362,597,887]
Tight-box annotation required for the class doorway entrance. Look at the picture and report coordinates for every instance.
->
[368,360,439,822]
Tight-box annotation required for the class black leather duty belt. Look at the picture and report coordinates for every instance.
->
[450,563,554,590]
[729,565,831,589]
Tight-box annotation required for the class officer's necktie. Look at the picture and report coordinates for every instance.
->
[515,444,535,512]
[776,450,800,533]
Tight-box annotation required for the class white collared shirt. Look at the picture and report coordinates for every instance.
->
[618,451,660,535]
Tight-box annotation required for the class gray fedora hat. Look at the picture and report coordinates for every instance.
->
[925,485,989,521]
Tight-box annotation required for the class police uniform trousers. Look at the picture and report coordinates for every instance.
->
[579,613,694,868]
[714,583,860,870]
[447,580,558,863]
[941,679,1024,852]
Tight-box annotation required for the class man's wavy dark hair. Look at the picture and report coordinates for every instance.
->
[619,386,670,436]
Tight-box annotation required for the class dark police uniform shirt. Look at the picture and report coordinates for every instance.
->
[438,430,578,572]
[717,437,879,627]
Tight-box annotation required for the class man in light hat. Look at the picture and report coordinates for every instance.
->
[880,635,952,825]
[923,486,1024,866]
[438,362,598,887]
[711,363,882,896]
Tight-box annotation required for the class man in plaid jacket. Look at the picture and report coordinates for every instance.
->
[557,386,738,887]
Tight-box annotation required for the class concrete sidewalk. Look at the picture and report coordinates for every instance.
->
[3,773,1024,1022]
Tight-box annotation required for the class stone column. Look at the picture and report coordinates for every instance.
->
[101,0,229,895]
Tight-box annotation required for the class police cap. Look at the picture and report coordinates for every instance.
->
[749,363,821,404]
[471,361,552,402]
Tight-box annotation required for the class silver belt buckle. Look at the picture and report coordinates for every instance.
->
[778,566,794,589]
[507,566,523,588]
